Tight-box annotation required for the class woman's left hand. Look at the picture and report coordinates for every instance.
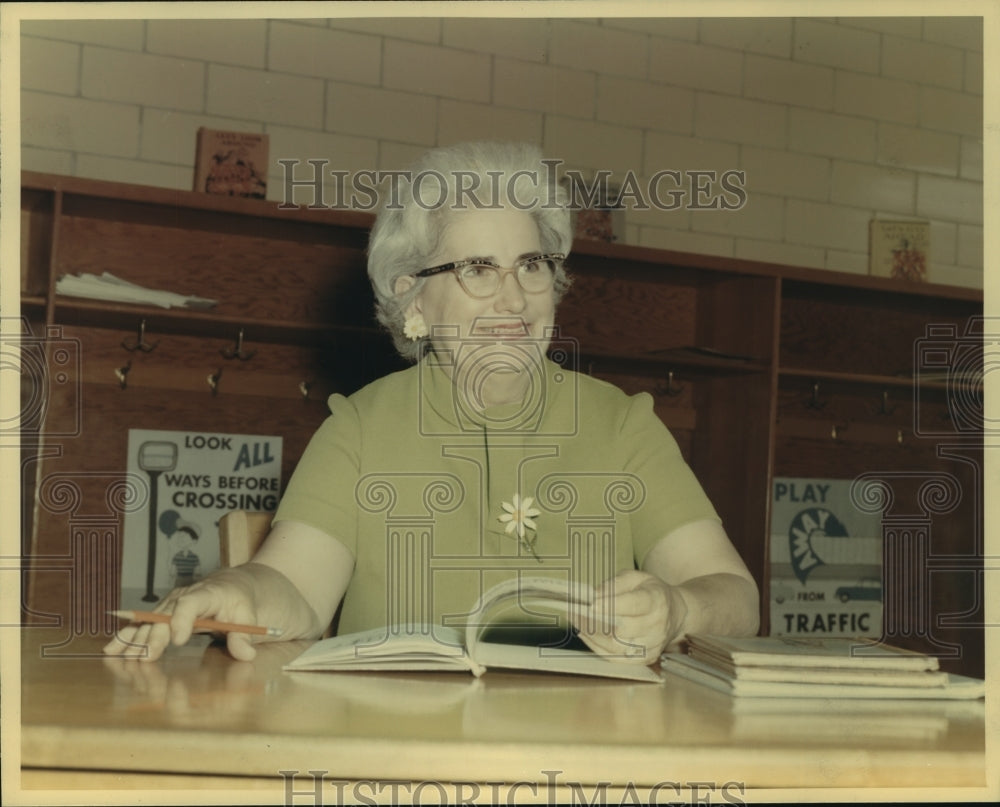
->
[572,570,689,665]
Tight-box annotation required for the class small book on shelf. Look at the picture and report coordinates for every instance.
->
[193,128,269,199]
[661,635,984,699]
[869,219,930,282]
[284,576,662,683]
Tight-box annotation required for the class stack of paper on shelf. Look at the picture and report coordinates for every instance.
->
[56,272,217,310]
[661,635,984,700]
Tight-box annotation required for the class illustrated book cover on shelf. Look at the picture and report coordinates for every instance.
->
[869,219,930,282]
[284,576,663,683]
[660,634,984,700]
[193,128,269,199]
[562,174,625,243]
[119,429,282,610]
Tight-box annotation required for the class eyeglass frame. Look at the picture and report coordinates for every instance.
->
[413,253,566,299]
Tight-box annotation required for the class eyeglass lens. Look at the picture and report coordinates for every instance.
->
[457,257,557,297]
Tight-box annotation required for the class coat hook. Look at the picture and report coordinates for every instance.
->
[207,368,222,395]
[831,423,848,441]
[659,370,684,397]
[114,361,132,390]
[805,382,827,410]
[897,429,904,445]
[874,390,897,416]
[122,319,158,353]
[299,380,311,399]
[220,328,256,361]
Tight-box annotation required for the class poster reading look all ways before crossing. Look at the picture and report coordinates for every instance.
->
[120,429,282,611]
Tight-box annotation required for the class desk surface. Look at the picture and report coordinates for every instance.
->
[18,629,988,796]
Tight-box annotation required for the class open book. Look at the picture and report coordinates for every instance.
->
[284,576,662,683]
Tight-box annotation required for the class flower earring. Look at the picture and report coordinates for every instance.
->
[403,314,428,341]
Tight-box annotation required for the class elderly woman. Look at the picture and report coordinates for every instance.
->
[105,141,759,664]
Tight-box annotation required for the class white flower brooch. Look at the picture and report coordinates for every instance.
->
[499,493,542,562]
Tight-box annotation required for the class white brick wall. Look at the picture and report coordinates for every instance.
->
[497,59,595,119]
[268,22,381,85]
[383,40,490,102]
[21,37,80,95]
[700,17,792,57]
[793,19,880,73]
[789,109,877,162]
[649,40,743,94]
[206,64,324,128]
[146,19,267,68]
[81,47,204,111]
[18,14,984,288]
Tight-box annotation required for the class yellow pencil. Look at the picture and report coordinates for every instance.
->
[109,609,283,637]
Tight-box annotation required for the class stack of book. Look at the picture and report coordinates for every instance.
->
[661,635,985,700]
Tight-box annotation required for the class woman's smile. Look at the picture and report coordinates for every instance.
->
[472,317,531,339]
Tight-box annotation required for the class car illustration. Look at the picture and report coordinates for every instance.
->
[835,578,883,603]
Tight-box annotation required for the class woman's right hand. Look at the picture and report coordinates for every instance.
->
[103,566,268,662]
[103,561,328,662]
[103,521,354,663]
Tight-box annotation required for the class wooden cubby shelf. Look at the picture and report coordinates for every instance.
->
[18,171,985,677]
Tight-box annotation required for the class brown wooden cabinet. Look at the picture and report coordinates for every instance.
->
[18,172,984,675]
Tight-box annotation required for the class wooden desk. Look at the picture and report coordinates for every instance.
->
[16,630,988,802]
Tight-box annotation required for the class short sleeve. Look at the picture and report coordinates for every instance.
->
[273,394,361,557]
[621,392,721,568]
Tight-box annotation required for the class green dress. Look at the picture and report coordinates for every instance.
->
[274,352,719,635]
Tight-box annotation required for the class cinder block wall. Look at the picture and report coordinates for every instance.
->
[20,16,983,287]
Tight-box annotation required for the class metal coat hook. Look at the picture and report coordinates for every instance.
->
[114,361,132,390]
[897,429,904,445]
[220,328,256,361]
[805,382,827,410]
[660,370,684,397]
[874,390,897,416]
[831,423,848,441]
[207,368,223,396]
[122,319,159,353]
[299,380,311,399]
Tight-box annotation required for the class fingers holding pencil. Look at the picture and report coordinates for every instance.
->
[103,594,178,661]
[103,564,326,663]
[169,583,262,662]
[110,610,282,638]
[103,571,268,662]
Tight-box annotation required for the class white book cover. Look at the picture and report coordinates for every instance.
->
[685,634,939,671]
[869,219,930,282]
[661,653,983,700]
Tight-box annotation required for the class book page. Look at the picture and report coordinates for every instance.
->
[473,642,663,683]
[464,575,593,659]
[463,576,662,682]
[284,624,481,674]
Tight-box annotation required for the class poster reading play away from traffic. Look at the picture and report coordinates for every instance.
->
[119,429,282,610]
[770,477,884,637]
